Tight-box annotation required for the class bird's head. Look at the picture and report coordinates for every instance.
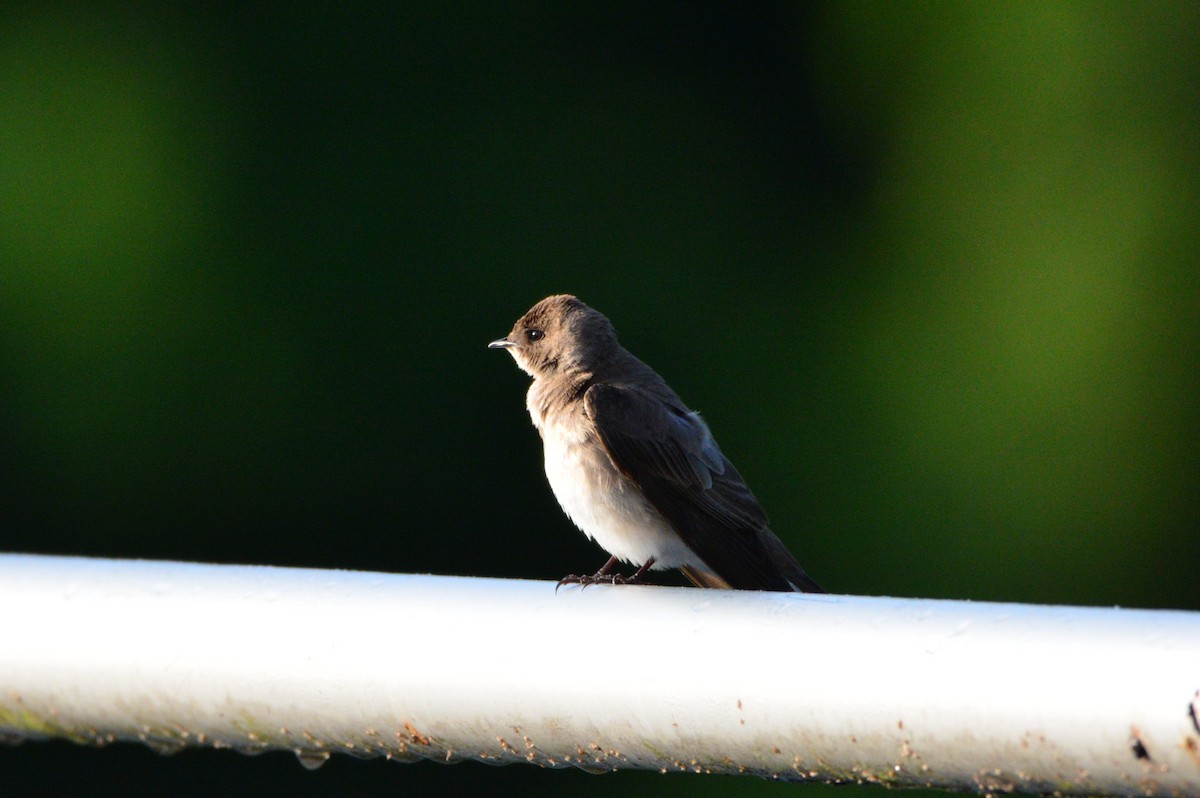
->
[489,294,618,378]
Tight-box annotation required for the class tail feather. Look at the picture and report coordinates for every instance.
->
[782,567,826,594]
[679,565,733,590]
[762,531,826,593]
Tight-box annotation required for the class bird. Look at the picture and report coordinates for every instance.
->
[489,294,824,593]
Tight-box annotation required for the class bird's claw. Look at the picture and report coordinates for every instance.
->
[555,571,640,592]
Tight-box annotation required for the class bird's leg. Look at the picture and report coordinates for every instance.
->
[556,556,619,590]
[557,556,658,590]
[620,557,656,584]
[593,555,619,578]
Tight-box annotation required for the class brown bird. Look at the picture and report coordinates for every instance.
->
[489,295,824,592]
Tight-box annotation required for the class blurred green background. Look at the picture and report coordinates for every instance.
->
[2,2,1197,796]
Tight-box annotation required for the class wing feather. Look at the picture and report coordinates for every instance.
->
[584,383,804,591]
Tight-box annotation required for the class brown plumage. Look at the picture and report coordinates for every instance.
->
[490,294,824,593]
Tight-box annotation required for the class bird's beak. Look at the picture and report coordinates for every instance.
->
[488,337,514,349]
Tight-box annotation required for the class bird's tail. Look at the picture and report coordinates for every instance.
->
[679,565,733,590]
[762,532,826,593]
[783,567,826,594]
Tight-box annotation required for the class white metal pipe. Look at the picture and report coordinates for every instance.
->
[0,553,1197,794]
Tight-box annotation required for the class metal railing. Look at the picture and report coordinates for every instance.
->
[1,553,1197,795]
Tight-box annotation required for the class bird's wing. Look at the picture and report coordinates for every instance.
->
[583,382,796,590]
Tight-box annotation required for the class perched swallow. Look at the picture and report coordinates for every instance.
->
[490,294,824,592]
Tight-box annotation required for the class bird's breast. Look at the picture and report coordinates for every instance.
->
[537,410,700,569]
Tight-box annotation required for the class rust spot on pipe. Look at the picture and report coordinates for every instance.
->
[399,721,430,746]
[1179,736,1200,766]
[1130,726,1152,762]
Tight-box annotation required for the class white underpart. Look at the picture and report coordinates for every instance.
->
[533,402,701,570]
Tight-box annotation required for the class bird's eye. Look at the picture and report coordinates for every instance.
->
[526,329,544,342]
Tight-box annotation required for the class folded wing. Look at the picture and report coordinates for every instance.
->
[584,382,821,592]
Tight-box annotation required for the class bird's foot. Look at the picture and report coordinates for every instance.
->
[555,557,656,591]
[556,571,623,589]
